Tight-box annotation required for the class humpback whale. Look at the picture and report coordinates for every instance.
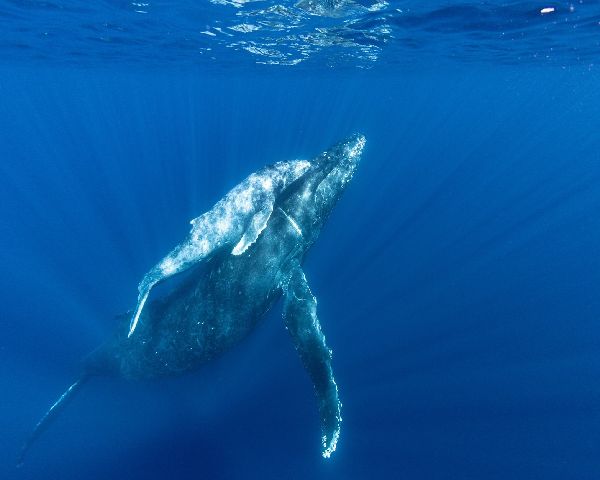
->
[18,134,366,465]
[128,159,311,337]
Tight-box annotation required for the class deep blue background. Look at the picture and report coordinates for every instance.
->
[2,65,600,479]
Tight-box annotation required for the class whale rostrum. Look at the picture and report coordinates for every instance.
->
[19,134,366,465]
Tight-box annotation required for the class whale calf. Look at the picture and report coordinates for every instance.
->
[19,134,366,464]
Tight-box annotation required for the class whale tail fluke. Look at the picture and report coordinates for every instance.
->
[17,375,90,468]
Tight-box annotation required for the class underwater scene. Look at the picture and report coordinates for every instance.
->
[2,1,600,479]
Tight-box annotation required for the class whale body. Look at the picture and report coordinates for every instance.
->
[128,159,311,337]
[19,134,366,464]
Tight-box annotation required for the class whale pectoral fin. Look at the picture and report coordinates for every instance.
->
[282,264,341,459]
[231,203,274,256]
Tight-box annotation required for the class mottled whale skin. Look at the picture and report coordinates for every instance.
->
[128,159,311,337]
[19,134,365,465]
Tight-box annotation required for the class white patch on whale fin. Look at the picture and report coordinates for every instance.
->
[231,202,274,255]
[128,289,150,337]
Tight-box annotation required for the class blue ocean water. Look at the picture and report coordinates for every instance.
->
[2,1,600,479]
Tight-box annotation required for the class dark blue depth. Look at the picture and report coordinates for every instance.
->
[2,51,600,480]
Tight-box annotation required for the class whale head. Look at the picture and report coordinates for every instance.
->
[279,133,365,244]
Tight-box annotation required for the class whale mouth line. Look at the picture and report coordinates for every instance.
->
[278,207,303,237]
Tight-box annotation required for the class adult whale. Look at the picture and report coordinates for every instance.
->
[18,133,366,465]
